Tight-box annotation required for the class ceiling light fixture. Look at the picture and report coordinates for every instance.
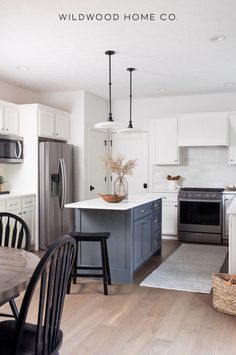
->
[16,66,30,71]
[158,87,167,92]
[94,50,122,130]
[210,35,226,42]
[117,68,143,134]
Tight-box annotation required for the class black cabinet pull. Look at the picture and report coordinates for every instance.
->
[143,183,148,189]
[90,185,95,191]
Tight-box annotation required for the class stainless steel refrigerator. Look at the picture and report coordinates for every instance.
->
[39,141,74,249]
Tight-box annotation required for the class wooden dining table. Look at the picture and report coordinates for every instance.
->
[0,246,40,306]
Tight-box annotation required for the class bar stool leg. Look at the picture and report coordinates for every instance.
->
[104,240,111,285]
[101,240,108,295]
[73,241,79,284]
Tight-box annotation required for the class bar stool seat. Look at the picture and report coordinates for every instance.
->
[67,232,111,295]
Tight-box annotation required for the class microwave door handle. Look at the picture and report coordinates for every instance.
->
[15,141,22,159]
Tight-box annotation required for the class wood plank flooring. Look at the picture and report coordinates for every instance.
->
[1,240,236,355]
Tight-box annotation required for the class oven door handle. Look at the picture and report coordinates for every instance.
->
[178,199,222,203]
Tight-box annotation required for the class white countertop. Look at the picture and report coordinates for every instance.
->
[65,194,161,211]
[223,190,236,195]
[0,193,35,200]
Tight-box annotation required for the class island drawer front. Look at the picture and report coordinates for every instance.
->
[134,202,153,221]
[153,199,161,213]
[154,215,161,232]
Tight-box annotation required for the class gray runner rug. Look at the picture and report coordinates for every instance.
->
[140,244,228,294]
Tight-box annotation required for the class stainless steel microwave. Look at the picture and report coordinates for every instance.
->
[0,134,23,163]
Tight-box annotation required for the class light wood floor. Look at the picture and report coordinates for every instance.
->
[2,240,236,355]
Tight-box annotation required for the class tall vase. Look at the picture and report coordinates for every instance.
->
[114,176,128,197]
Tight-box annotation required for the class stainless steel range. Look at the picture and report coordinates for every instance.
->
[178,188,224,244]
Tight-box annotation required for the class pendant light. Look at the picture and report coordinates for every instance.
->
[94,50,122,130]
[117,67,143,134]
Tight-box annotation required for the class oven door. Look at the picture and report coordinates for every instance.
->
[178,199,222,234]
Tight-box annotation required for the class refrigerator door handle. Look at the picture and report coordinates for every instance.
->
[62,158,67,208]
[59,158,65,211]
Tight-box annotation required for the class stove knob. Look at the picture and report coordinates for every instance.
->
[188,193,193,198]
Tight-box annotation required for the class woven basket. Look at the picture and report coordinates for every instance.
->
[212,273,236,316]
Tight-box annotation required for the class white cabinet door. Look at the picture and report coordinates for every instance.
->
[229,214,236,273]
[22,207,35,244]
[4,106,19,135]
[229,114,236,164]
[178,116,202,146]
[178,112,228,146]
[55,114,69,141]
[162,203,178,235]
[38,109,55,138]
[112,132,149,194]
[0,105,4,134]
[155,118,179,165]
[87,130,109,199]
[223,194,236,238]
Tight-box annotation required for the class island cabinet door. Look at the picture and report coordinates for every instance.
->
[133,214,153,270]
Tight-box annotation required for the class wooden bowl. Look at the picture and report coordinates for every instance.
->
[98,193,126,203]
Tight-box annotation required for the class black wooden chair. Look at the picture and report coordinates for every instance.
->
[0,235,76,355]
[0,212,31,319]
[67,232,111,295]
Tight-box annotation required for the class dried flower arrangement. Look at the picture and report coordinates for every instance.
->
[100,154,137,178]
[0,176,6,185]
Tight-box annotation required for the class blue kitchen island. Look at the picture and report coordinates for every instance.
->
[66,195,162,283]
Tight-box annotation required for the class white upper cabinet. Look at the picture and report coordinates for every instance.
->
[178,112,229,146]
[55,113,69,140]
[153,118,179,165]
[228,113,236,164]
[38,110,55,138]
[0,105,4,133]
[5,106,19,135]
[38,108,70,141]
[0,101,19,135]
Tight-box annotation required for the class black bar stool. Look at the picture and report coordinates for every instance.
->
[67,232,111,295]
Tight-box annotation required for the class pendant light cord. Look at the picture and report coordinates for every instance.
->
[106,50,115,122]
[127,68,135,129]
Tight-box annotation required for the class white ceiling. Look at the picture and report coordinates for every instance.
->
[1,0,236,99]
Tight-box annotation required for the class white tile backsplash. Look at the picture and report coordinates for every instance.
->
[152,147,236,189]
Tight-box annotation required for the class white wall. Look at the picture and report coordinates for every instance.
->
[113,92,236,130]
[0,80,39,104]
[113,91,236,189]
